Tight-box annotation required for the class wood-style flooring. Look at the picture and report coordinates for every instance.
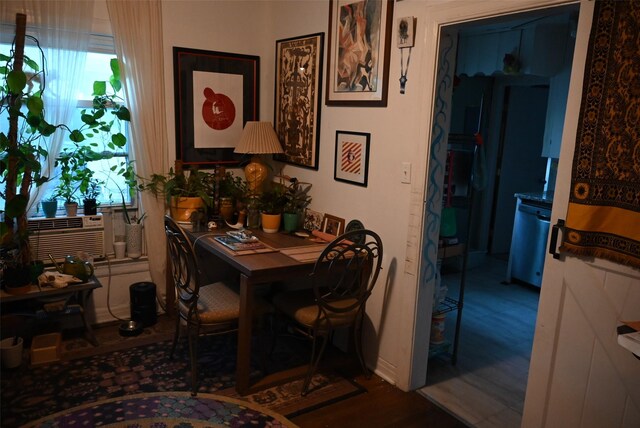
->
[419,255,540,427]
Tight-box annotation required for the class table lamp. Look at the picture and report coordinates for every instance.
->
[234,121,284,194]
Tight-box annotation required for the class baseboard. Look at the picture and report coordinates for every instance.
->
[373,356,397,387]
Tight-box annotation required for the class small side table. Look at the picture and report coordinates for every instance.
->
[1,277,102,346]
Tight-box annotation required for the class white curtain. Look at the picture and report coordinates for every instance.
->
[0,0,94,213]
[105,0,168,299]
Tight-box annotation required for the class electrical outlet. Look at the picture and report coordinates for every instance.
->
[402,162,411,184]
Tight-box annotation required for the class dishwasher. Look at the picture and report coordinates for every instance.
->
[508,198,551,287]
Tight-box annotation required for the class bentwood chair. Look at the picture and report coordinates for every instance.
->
[271,229,383,395]
[164,215,242,396]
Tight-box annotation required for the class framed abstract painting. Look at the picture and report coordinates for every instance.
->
[273,33,324,170]
[173,47,259,168]
[334,130,370,187]
[325,0,394,107]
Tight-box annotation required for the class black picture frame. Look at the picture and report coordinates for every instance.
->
[273,33,324,170]
[173,47,259,168]
[334,130,370,187]
[325,0,394,107]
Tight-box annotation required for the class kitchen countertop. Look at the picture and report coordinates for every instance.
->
[514,191,554,205]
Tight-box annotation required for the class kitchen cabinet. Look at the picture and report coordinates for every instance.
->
[541,68,570,158]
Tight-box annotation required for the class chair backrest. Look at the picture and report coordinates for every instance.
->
[164,215,202,311]
[311,229,383,322]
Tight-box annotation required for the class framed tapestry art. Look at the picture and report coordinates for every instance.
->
[325,0,394,106]
[273,33,324,170]
[174,47,259,168]
[334,130,370,187]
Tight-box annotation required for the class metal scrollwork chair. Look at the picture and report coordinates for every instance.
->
[165,215,242,396]
[271,229,383,395]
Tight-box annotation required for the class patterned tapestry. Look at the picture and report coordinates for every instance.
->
[561,0,640,268]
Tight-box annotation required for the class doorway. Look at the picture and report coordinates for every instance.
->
[418,4,578,426]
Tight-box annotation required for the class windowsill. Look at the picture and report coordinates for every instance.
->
[93,256,150,276]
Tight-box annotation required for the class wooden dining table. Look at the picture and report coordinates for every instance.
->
[185,228,328,395]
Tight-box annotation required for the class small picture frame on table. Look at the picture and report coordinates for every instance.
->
[304,209,324,232]
[334,130,370,187]
[322,214,345,237]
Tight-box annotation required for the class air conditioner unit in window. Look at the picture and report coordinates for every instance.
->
[27,215,105,262]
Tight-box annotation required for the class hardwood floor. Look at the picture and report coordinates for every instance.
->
[419,255,540,427]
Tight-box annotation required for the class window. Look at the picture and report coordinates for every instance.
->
[0,41,133,215]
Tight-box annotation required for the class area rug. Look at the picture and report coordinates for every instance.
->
[25,392,298,427]
[0,335,365,427]
[561,0,640,267]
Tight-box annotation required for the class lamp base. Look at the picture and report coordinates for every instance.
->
[245,156,268,194]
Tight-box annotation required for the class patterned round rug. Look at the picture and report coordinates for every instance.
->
[26,392,298,427]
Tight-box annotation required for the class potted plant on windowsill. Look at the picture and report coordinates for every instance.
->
[81,178,102,215]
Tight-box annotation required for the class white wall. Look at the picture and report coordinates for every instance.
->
[159,0,420,387]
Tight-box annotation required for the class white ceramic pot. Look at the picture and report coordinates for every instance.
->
[0,337,23,369]
[125,223,143,259]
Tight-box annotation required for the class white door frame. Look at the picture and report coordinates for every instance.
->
[409,0,583,391]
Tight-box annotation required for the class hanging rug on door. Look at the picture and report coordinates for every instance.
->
[561,0,640,268]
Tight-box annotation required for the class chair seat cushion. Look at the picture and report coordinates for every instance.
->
[179,282,240,323]
[272,289,358,328]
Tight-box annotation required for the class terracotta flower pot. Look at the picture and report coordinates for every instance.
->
[169,196,204,223]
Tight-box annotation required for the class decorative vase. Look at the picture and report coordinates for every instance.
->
[169,196,204,223]
[283,212,299,233]
[125,223,143,259]
[41,200,58,218]
[83,198,97,215]
[219,197,234,222]
[260,213,281,233]
[64,202,78,217]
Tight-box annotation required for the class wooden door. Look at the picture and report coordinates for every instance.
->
[522,2,640,426]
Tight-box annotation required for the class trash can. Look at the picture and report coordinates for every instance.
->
[130,282,157,327]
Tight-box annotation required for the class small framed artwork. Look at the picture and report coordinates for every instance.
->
[325,0,394,107]
[304,209,325,232]
[334,130,370,187]
[273,33,324,170]
[322,214,346,237]
[173,47,259,168]
[396,16,416,48]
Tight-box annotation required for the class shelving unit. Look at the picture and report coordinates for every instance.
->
[430,134,478,364]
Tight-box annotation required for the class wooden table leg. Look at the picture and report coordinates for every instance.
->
[236,273,254,395]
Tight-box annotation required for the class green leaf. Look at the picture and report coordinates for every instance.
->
[115,106,130,121]
[81,113,96,125]
[110,58,120,80]
[0,66,7,74]
[112,133,126,147]
[0,53,9,61]
[93,80,107,96]
[26,115,41,128]
[40,123,57,136]
[94,109,105,119]
[69,130,85,143]
[7,70,26,93]
[110,75,122,92]
[5,194,28,218]
[23,56,40,72]
[26,95,44,115]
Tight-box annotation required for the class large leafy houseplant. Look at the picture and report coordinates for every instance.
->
[1,14,130,285]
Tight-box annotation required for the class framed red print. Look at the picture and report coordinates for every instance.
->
[334,130,370,187]
[173,47,259,168]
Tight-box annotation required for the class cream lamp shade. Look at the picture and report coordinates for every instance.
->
[234,122,283,193]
